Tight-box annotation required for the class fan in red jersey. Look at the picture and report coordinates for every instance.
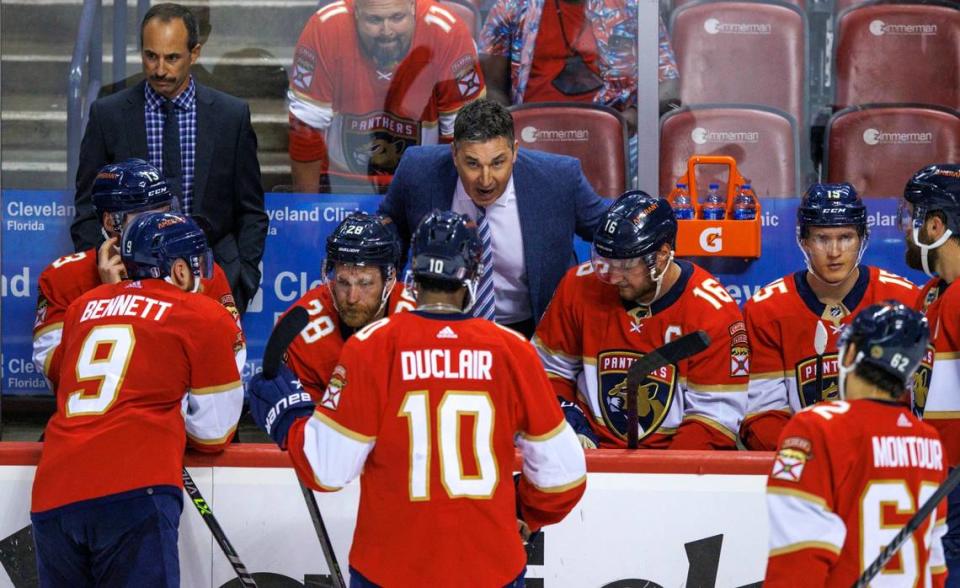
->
[32,159,237,382]
[740,183,922,451]
[287,0,485,191]
[31,212,245,586]
[248,210,585,587]
[533,191,748,450]
[901,163,960,581]
[282,211,416,401]
[765,302,946,587]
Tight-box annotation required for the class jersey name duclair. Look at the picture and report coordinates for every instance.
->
[400,349,493,381]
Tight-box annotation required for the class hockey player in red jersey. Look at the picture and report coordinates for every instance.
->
[283,212,415,401]
[901,163,960,582]
[765,302,946,587]
[287,0,485,190]
[248,210,586,587]
[32,159,236,380]
[533,191,748,449]
[740,183,920,450]
[31,212,245,586]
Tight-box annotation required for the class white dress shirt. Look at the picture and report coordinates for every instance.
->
[452,176,532,324]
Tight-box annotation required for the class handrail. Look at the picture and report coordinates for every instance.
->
[66,0,151,189]
[66,0,103,189]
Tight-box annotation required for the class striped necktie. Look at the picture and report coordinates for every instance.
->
[474,206,496,321]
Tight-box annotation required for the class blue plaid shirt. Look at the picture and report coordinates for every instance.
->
[145,78,197,214]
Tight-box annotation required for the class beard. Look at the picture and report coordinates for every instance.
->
[905,227,940,272]
[362,35,412,68]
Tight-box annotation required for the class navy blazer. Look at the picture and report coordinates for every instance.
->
[380,144,609,324]
[70,80,268,314]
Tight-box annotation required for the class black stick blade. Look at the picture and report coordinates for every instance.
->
[626,330,711,390]
[625,330,711,449]
[262,306,309,379]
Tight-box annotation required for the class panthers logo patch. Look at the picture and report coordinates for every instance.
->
[596,350,677,442]
[911,345,935,417]
[795,353,840,407]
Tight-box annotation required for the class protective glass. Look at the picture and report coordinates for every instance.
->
[552,55,603,96]
[190,249,214,280]
[803,232,861,253]
[896,200,924,234]
[590,250,650,284]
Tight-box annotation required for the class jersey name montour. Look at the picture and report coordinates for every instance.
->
[400,349,493,381]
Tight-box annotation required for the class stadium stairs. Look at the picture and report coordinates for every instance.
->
[1,0,319,192]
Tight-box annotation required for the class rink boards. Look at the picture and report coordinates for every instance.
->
[0,445,773,587]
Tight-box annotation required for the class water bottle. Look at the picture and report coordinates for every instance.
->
[671,183,695,220]
[732,182,758,221]
[701,183,726,220]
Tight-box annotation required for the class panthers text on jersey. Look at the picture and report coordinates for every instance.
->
[284,285,416,402]
[32,279,245,513]
[765,399,946,587]
[284,311,586,587]
[32,247,236,381]
[916,277,960,466]
[287,0,484,180]
[534,260,748,449]
[741,266,921,450]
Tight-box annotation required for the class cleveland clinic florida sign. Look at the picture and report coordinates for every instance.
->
[1,190,923,395]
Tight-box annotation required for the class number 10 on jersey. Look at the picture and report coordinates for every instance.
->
[399,390,498,501]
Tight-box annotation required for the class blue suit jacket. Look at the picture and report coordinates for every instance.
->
[380,144,609,324]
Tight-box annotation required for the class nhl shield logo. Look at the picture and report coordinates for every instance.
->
[795,353,840,407]
[911,345,935,417]
[597,350,677,442]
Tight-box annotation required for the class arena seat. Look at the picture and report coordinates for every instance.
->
[669,0,807,127]
[825,104,960,197]
[510,102,628,198]
[834,2,960,110]
[659,104,801,198]
[670,0,804,11]
[439,0,481,40]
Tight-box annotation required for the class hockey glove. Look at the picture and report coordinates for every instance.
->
[559,398,599,449]
[248,364,315,449]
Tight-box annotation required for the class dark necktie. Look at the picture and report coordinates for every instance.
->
[161,100,183,203]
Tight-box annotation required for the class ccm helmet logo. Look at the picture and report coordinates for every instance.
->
[699,227,723,253]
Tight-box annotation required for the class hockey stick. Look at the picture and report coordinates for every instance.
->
[181,468,257,587]
[262,307,346,588]
[625,330,712,448]
[814,321,828,401]
[854,464,960,587]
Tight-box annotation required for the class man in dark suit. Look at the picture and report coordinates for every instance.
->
[380,99,608,337]
[71,3,267,314]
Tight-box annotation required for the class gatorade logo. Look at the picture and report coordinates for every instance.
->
[699,228,723,253]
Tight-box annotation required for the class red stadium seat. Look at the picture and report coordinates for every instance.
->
[669,0,807,127]
[659,105,801,198]
[510,103,628,198]
[670,0,804,11]
[834,2,960,110]
[439,0,481,40]
[825,104,960,197]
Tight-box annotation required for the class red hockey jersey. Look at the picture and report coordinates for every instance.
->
[32,279,245,513]
[284,284,416,401]
[916,277,960,466]
[32,247,236,380]
[741,266,921,450]
[533,260,749,449]
[285,311,586,587]
[287,0,484,178]
[765,399,947,587]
